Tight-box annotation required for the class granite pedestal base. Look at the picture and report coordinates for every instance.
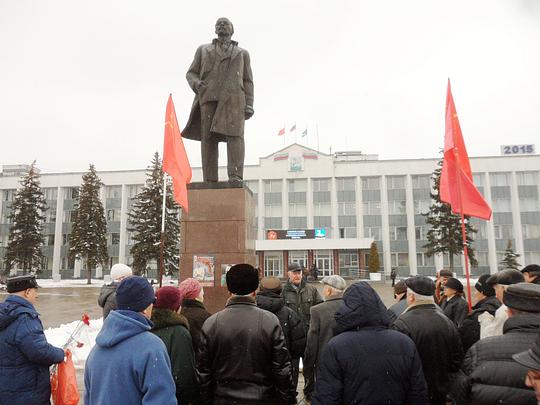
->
[179,183,257,313]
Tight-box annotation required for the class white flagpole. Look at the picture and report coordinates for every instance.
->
[161,174,167,233]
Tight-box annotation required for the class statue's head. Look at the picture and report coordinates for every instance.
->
[215,17,234,37]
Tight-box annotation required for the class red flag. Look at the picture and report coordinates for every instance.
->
[163,94,192,213]
[440,81,492,220]
[277,127,285,136]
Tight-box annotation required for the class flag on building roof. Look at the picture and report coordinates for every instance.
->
[301,129,308,137]
[163,94,192,213]
[440,81,492,220]
[277,127,285,136]
[289,123,296,132]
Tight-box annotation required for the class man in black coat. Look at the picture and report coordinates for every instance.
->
[256,276,306,359]
[440,277,469,328]
[199,264,295,405]
[387,280,408,325]
[458,274,501,352]
[312,281,429,405]
[392,276,463,405]
[303,275,346,402]
[0,276,65,404]
[513,333,540,400]
[522,264,540,285]
[458,283,540,404]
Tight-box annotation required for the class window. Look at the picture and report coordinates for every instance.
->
[364,227,381,240]
[388,200,406,215]
[412,175,431,189]
[416,252,435,267]
[46,234,55,246]
[414,200,431,214]
[339,227,357,238]
[362,201,381,215]
[387,176,405,189]
[312,178,330,192]
[338,202,355,216]
[288,179,307,192]
[43,188,58,200]
[494,224,513,239]
[490,173,510,187]
[65,187,79,200]
[110,233,120,245]
[63,210,77,223]
[46,209,57,223]
[127,184,143,199]
[361,177,380,190]
[523,224,540,239]
[517,172,538,186]
[390,226,408,240]
[415,226,428,240]
[525,252,540,265]
[106,186,122,199]
[63,234,69,245]
[472,173,484,187]
[476,252,489,267]
[264,252,283,277]
[443,253,461,267]
[3,189,16,201]
[107,209,121,222]
[391,252,409,267]
[474,222,488,239]
[315,250,333,276]
[339,251,359,269]
[520,198,540,212]
[492,198,511,212]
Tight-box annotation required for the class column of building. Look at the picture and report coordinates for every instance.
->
[483,172,498,273]
[510,171,525,259]
[405,175,418,276]
[51,186,64,281]
[118,184,128,265]
[380,175,391,275]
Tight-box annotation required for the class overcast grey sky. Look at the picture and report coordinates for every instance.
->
[1,0,539,172]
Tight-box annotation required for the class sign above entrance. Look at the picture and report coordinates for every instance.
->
[266,229,327,240]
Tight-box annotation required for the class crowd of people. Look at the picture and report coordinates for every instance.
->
[2,263,540,404]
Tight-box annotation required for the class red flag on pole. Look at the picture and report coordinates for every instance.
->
[277,127,285,136]
[440,81,492,220]
[163,94,192,213]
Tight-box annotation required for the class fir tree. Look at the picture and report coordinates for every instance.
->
[3,162,47,275]
[499,239,521,270]
[368,241,380,273]
[128,152,181,277]
[69,164,109,284]
[423,159,478,270]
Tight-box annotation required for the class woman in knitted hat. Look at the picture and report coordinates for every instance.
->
[440,277,469,328]
[151,286,199,405]
[179,278,211,359]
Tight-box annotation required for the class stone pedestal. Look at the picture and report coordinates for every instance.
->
[179,184,257,313]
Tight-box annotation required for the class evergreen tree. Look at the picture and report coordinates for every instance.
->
[499,239,521,270]
[368,241,380,273]
[69,164,108,284]
[423,159,478,270]
[3,162,47,275]
[128,152,181,277]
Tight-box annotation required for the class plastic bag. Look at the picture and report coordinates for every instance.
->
[51,350,80,405]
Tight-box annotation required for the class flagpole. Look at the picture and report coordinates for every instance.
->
[454,150,473,312]
[159,172,167,288]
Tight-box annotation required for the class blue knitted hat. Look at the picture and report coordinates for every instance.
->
[116,276,156,312]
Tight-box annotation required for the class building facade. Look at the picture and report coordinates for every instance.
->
[1,144,539,279]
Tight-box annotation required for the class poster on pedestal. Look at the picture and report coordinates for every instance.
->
[193,255,215,287]
[220,264,235,287]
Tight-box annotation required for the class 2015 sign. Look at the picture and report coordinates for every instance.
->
[500,144,535,155]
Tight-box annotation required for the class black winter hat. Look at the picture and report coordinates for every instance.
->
[487,269,524,286]
[503,282,540,313]
[405,276,435,296]
[116,276,156,312]
[514,333,540,371]
[522,264,540,277]
[6,275,39,293]
[445,277,463,293]
[226,263,259,295]
[475,274,496,297]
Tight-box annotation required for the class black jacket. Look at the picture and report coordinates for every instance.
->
[282,280,323,329]
[458,296,500,352]
[459,313,540,405]
[387,296,408,325]
[440,295,469,328]
[180,298,211,358]
[392,303,463,403]
[312,282,429,405]
[256,290,306,358]
[97,282,118,319]
[198,296,295,405]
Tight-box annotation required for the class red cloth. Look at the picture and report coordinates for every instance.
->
[277,127,285,136]
[163,94,192,213]
[179,278,202,300]
[440,81,492,220]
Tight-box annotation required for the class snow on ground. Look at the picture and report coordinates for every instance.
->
[45,318,103,370]
[36,277,179,288]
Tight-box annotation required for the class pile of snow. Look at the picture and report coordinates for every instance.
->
[45,318,103,370]
[37,279,105,288]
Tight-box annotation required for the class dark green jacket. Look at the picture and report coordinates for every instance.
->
[151,308,199,405]
[282,280,323,329]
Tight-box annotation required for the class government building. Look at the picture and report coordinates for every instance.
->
[1,143,539,280]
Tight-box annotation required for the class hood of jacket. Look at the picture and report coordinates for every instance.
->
[97,283,117,307]
[0,295,37,331]
[503,312,540,334]
[334,281,389,335]
[95,309,153,348]
[472,295,501,315]
[151,307,189,330]
[256,290,285,313]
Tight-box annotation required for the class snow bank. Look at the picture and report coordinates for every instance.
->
[37,279,105,288]
[44,318,103,370]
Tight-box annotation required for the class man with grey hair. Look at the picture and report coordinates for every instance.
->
[393,276,463,405]
[303,275,346,403]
